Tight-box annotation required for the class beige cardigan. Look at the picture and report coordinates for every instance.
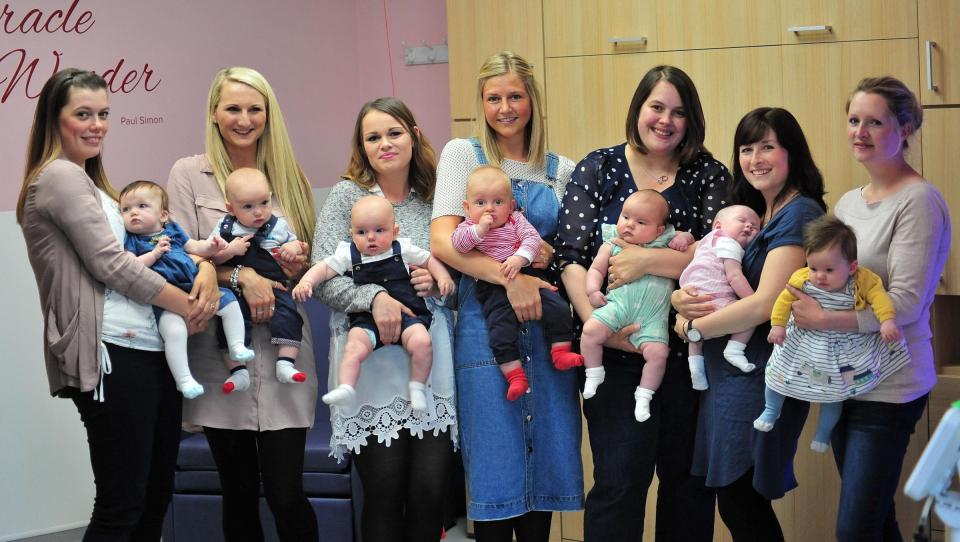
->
[20,159,166,396]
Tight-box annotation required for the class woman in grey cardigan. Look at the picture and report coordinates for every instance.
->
[17,69,212,541]
[791,76,950,541]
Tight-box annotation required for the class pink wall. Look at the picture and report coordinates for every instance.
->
[0,0,450,210]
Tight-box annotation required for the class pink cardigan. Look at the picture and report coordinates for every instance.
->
[20,159,166,396]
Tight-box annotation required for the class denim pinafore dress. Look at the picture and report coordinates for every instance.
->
[456,139,584,520]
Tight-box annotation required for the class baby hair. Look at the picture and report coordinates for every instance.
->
[803,215,857,262]
[467,165,512,196]
[625,189,670,225]
[120,180,169,212]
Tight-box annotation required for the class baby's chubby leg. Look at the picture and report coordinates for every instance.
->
[322,327,373,406]
[634,341,668,422]
[401,323,432,413]
[158,311,204,399]
[579,318,613,399]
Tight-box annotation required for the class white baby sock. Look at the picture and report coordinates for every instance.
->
[688,355,708,390]
[582,367,606,399]
[723,341,756,373]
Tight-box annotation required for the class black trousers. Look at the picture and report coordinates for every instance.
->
[475,279,574,364]
[716,469,784,542]
[71,344,182,542]
[474,511,552,542]
[203,426,318,542]
[352,429,454,542]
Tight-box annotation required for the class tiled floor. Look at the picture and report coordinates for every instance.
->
[14,520,472,541]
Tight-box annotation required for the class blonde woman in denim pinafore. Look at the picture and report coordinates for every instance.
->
[431,50,584,542]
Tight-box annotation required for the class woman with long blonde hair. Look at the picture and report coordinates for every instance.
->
[166,66,319,541]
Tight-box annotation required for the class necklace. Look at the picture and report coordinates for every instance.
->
[638,164,672,185]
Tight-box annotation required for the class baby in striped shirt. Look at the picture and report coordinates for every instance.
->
[452,166,583,401]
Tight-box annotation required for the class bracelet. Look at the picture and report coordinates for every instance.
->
[230,265,243,294]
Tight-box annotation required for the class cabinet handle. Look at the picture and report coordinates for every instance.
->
[608,36,647,46]
[926,40,939,92]
[787,25,833,34]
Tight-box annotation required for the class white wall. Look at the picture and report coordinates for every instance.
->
[0,211,95,541]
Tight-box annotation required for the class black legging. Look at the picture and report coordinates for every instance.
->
[473,511,552,542]
[352,429,453,542]
[203,426,318,542]
[715,469,784,542]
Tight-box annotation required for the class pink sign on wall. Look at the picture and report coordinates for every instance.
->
[1,0,452,211]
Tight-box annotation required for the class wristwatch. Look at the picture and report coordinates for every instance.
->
[686,319,703,343]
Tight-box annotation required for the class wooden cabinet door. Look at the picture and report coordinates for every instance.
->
[544,47,782,166]
[781,0,918,44]
[657,0,780,50]
[921,108,960,295]
[446,0,545,121]
[543,0,657,58]
[781,39,920,210]
[919,0,960,105]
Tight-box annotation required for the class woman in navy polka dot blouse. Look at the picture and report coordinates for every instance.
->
[555,65,728,542]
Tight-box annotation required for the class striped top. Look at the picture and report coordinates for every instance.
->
[451,210,541,264]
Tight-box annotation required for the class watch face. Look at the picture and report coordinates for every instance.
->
[688,327,702,342]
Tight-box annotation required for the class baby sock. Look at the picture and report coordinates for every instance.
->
[322,384,356,406]
[276,357,306,384]
[810,440,830,453]
[505,367,529,401]
[634,387,654,422]
[582,367,606,399]
[550,343,584,371]
[228,344,255,363]
[408,381,428,413]
[177,376,204,400]
[688,355,708,390]
[723,341,756,373]
[222,366,250,394]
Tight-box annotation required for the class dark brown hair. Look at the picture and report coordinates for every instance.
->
[727,107,827,217]
[803,215,857,262]
[625,65,708,165]
[344,97,437,202]
[18,69,111,223]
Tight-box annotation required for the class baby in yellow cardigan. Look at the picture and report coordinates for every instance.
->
[754,216,909,452]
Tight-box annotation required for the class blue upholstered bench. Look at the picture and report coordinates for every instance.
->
[162,299,360,541]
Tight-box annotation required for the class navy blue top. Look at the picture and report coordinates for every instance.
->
[124,221,197,292]
[692,195,825,498]
[555,144,731,371]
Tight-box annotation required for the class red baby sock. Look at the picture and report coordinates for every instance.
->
[551,343,584,371]
[505,367,529,401]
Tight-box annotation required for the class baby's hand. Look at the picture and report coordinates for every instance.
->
[437,276,456,297]
[276,240,304,262]
[292,280,314,302]
[209,235,228,251]
[669,231,695,252]
[767,325,786,345]
[223,234,252,258]
[476,213,494,236]
[880,320,901,344]
[500,255,526,280]
[153,236,171,257]
[588,290,607,308]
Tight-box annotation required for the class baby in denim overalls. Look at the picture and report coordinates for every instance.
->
[452,166,584,401]
[213,168,309,390]
[293,195,454,412]
[581,190,694,421]
[120,180,254,399]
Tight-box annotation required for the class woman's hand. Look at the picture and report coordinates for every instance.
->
[603,323,641,353]
[531,239,555,270]
[278,241,310,278]
[239,267,282,324]
[409,264,439,298]
[787,284,828,330]
[607,239,652,289]
[187,261,220,328]
[671,286,716,320]
[505,273,555,322]
[674,315,690,341]
[372,291,415,344]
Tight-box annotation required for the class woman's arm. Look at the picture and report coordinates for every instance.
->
[678,245,805,340]
[607,239,695,288]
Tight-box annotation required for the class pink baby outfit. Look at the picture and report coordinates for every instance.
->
[678,229,744,309]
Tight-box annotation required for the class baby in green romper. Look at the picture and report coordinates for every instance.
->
[580,190,694,421]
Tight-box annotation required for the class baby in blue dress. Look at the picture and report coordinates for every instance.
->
[120,181,254,399]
